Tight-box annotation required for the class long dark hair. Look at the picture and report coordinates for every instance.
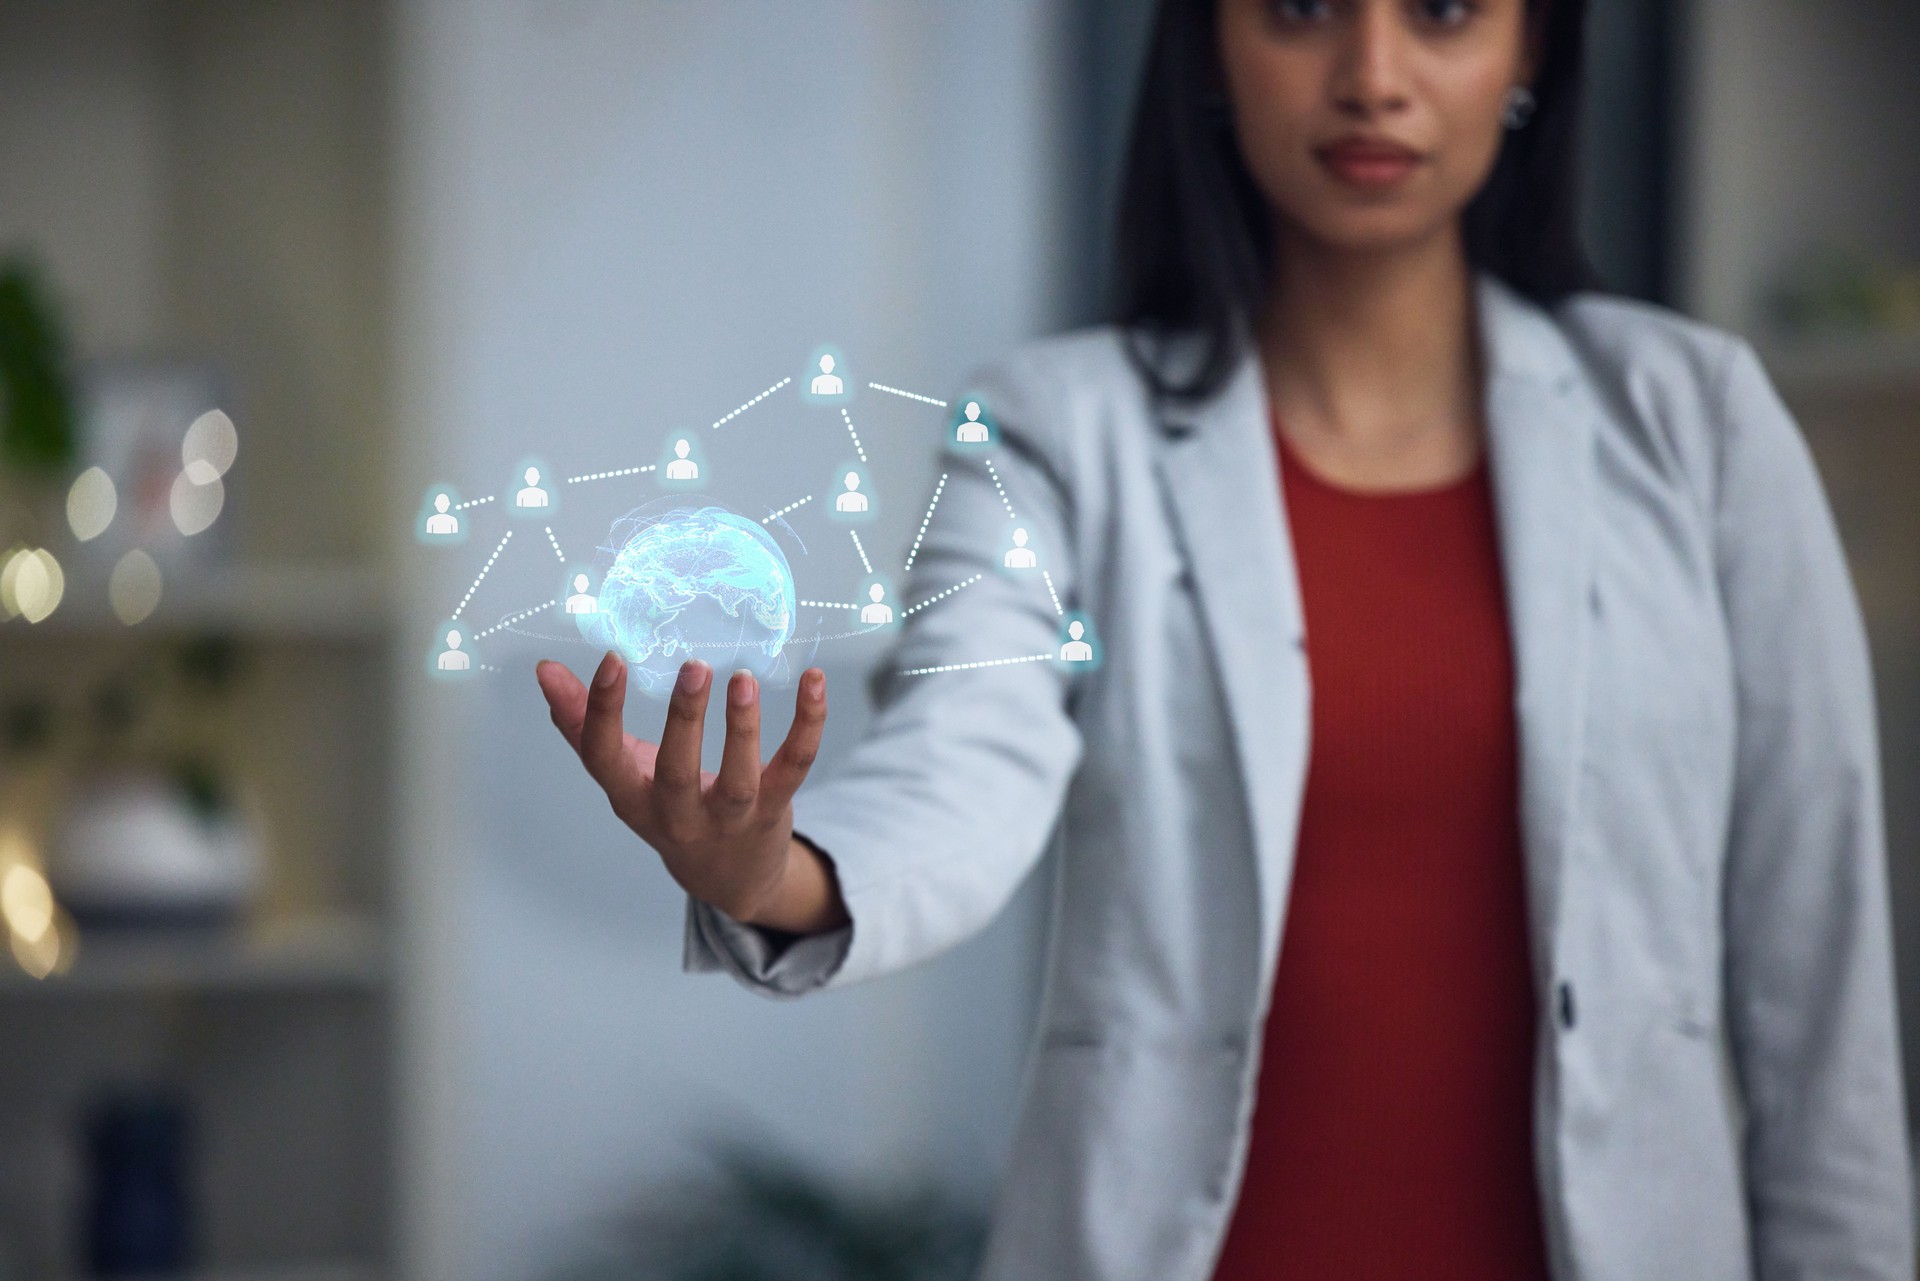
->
[1113,0,1597,401]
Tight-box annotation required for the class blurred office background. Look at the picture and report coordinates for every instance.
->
[0,2,1915,1278]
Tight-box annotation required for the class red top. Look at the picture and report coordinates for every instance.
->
[1209,425,1550,1280]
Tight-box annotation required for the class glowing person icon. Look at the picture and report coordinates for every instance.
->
[425,493,459,536]
[835,471,869,512]
[514,467,550,508]
[859,583,894,626]
[956,401,989,443]
[1061,620,1094,662]
[665,439,699,481]
[565,573,598,615]
[1003,527,1039,569]
[437,629,471,671]
[811,355,845,397]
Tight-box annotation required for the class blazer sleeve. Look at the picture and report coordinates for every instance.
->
[1712,339,1915,1276]
[682,352,1088,996]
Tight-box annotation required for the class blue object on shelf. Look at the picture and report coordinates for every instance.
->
[82,1088,194,1278]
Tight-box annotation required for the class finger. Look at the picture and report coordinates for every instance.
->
[759,667,826,814]
[536,660,589,753]
[580,651,648,813]
[710,669,762,824]
[652,659,712,821]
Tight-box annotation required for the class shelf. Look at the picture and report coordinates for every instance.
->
[1758,333,1920,401]
[2,563,393,641]
[0,913,387,998]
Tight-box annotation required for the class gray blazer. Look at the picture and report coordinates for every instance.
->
[684,277,1914,1279]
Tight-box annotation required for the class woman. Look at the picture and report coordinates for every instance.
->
[535,0,1913,1276]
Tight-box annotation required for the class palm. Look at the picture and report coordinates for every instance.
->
[535,653,826,922]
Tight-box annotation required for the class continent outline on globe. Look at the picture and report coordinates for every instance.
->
[576,503,798,697]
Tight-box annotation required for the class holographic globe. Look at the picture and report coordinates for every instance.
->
[580,505,796,696]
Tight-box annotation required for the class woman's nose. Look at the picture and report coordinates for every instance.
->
[1329,2,1414,118]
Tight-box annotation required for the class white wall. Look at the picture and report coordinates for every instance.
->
[389,4,1081,1278]
[1676,0,1920,329]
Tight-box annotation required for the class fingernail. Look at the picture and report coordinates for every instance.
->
[804,669,825,698]
[595,652,621,688]
[677,660,708,695]
[730,669,756,706]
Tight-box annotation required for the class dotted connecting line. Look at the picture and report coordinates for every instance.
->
[761,494,813,524]
[713,377,792,430]
[476,600,556,639]
[901,653,1054,677]
[677,637,784,650]
[849,529,873,574]
[455,495,495,511]
[904,472,947,572]
[982,457,1017,520]
[544,527,567,563]
[1041,569,1064,617]
[868,382,948,409]
[839,408,869,464]
[903,573,984,617]
[452,530,513,620]
[567,464,655,485]
[478,664,503,673]
[799,599,860,610]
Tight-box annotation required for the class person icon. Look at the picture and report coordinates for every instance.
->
[565,573,598,615]
[956,401,990,443]
[425,493,459,536]
[437,629,472,671]
[811,355,845,397]
[1060,620,1094,663]
[665,439,699,480]
[1003,527,1039,569]
[835,471,869,512]
[514,467,550,508]
[859,583,894,626]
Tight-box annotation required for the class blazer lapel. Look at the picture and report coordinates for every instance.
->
[1475,277,1599,989]
[1153,351,1312,984]
[1149,276,1598,1001]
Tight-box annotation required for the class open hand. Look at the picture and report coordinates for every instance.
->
[535,652,842,931]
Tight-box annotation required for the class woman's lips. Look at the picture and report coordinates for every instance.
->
[1315,138,1426,189]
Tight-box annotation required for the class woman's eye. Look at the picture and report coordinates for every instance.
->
[1269,0,1335,24]
[1411,0,1477,27]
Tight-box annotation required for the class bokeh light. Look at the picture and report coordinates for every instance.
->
[0,828,75,981]
[66,466,119,542]
[182,408,240,477]
[170,467,226,535]
[109,549,164,625]
[9,549,65,623]
[0,548,25,619]
[1,863,54,945]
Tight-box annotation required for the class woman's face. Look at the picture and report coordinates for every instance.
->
[1218,0,1533,258]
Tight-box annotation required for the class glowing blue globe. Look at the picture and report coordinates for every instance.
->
[579,505,796,696]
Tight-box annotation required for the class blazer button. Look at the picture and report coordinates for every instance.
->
[1557,980,1577,1031]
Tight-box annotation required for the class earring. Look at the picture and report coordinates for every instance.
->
[1503,85,1537,130]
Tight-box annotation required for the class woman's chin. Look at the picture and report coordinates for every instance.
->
[1283,207,1463,263]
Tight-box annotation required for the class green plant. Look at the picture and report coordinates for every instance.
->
[0,257,77,477]
[547,1139,987,1281]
